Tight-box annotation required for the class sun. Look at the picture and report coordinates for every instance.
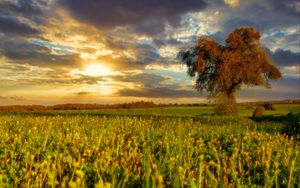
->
[83,63,113,76]
[72,63,114,76]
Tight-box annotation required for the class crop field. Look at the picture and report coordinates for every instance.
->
[0,104,299,187]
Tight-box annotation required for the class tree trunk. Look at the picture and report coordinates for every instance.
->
[226,91,238,115]
[215,91,238,116]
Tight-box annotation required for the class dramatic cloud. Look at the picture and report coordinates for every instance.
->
[222,0,300,32]
[0,0,298,104]
[238,77,300,100]
[0,15,40,36]
[0,37,82,69]
[0,0,48,37]
[269,49,300,67]
[0,0,42,18]
[195,0,300,52]
[59,0,207,34]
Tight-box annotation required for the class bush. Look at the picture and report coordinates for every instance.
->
[252,106,265,119]
[263,103,276,110]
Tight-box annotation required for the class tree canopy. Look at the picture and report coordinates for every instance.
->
[178,27,282,115]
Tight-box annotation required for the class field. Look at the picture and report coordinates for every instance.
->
[0,104,299,187]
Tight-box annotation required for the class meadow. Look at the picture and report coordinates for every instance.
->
[0,104,299,187]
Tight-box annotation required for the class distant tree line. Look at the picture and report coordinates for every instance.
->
[0,101,155,112]
[0,101,210,112]
[0,99,298,112]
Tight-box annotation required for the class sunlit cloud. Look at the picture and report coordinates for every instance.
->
[281,66,300,78]
[224,0,240,8]
[145,64,186,73]
[0,0,298,105]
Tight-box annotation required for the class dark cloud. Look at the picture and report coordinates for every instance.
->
[59,0,207,34]
[271,49,300,67]
[266,48,300,67]
[0,37,82,69]
[135,43,161,65]
[0,0,42,18]
[117,86,199,98]
[0,0,46,37]
[269,0,300,16]
[238,77,300,100]
[219,0,299,34]
[0,15,40,36]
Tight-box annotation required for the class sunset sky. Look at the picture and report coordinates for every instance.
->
[0,0,299,105]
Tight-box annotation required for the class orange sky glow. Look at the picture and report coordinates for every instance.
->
[0,0,299,105]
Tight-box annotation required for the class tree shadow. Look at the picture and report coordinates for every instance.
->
[251,113,300,136]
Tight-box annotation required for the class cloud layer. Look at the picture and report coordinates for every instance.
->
[60,0,207,34]
[0,0,299,104]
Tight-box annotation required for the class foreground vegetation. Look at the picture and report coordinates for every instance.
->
[0,109,299,187]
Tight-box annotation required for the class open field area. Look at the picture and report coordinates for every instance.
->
[0,104,299,187]
[2,104,300,118]
[1,0,299,187]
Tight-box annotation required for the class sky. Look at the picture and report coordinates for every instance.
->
[0,0,299,105]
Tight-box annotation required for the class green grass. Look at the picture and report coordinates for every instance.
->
[5,104,299,118]
[238,104,300,117]
[0,104,299,187]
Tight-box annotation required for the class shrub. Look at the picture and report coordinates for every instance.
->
[252,106,265,118]
[263,103,276,110]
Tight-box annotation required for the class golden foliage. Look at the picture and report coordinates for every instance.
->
[179,27,282,115]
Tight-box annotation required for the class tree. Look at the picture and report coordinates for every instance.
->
[178,27,282,115]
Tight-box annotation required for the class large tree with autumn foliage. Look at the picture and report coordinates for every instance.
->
[178,27,282,115]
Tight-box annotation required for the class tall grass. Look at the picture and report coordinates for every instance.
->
[0,115,299,187]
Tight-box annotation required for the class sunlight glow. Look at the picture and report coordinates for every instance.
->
[72,63,115,76]
[83,64,113,76]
